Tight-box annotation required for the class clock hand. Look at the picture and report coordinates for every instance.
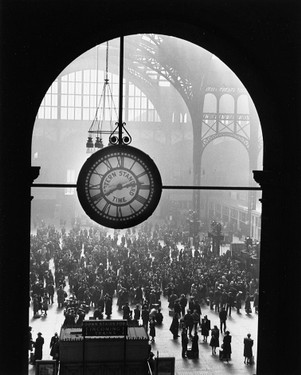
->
[104,183,123,196]
[105,181,144,195]
[121,181,146,189]
[121,181,137,189]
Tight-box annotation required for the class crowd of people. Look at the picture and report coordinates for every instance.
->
[29,219,258,367]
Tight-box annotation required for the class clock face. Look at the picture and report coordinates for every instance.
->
[77,145,162,229]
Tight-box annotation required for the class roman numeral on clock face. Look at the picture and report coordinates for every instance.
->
[103,159,113,170]
[116,206,123,217]
[139,184,150,190]
[91,192,104,205]
[103,201,111,214]
[136,171,147,179]
[89,183,101,190]
[92,171,104,179]
[135,195,147,204]
[116,155,124,168]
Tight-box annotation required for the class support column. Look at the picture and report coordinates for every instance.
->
[247,99,260,237]
[0,166,40,375]
[253,170,301,375]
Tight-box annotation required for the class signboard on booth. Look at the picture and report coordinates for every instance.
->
[82,319,128,337]
[35,360,57,375]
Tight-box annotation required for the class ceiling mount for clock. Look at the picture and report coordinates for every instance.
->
[77,36,162,228]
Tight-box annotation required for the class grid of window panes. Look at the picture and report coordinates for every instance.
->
[37,81,58,119]
[37,70,160,122]
[127,83,160,122]
[61,71,83,120]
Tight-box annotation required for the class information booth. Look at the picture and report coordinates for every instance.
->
[59,320,150,375]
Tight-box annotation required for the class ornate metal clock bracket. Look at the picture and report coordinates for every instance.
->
[109,36,132,146]
[109,121,132,145]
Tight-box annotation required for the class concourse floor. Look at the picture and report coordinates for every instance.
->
[28,292,257,375]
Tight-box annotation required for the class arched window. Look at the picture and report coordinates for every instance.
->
[31,37,262,372]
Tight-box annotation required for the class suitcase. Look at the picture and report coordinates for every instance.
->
[219,350,224,360]
[187,349,194,359]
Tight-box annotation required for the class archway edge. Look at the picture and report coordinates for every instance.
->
[9,0,292,169]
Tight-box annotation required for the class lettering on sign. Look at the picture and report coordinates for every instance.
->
[82,320,128,337]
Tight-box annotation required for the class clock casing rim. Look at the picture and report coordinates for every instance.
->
[77,144,162,229]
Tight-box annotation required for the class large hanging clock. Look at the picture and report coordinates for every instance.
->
[77,144,162,229]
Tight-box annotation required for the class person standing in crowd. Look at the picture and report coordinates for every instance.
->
[183,310,194,337]
[33,294,41,318]
[210,325,220,355]
[243,333,254,365]
[155,308,163,325]
[41,293,49,316]
[133,304,141,324]
[179,294,188,316]
[47,282,55,304]
[245,292,252,314]
[170,312,180,339]
[222,331,232,362]
[142,306,150,333]
[191,309,200,334]
[214,287,221,312]
[50,332,59,361]
[219,306,227,333]
[149,317,156,342]
[191,331,199,358]
[226,291,234,317]
[194,299,202,318]
[173,300,182,317]
[57,285,66,308]
[201,315,211,342]
[236,291,243,314]
[181,328,189,358]
[122,302,131,320]
[105,294,112,318]
[168,291,178,309]
[188,296,195,312]
[34,332,44,364]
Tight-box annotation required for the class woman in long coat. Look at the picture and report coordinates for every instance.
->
[222,331,232,362]
[209,325,220,355]
[50,333,59,359]
[243,333,254,364]
[169,312,180,339]
[201,315,211,342]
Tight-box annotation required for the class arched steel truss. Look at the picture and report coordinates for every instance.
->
[126,34,262,155]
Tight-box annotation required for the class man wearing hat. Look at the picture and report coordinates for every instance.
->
[219,306,227,334]
[34,332,44,363]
